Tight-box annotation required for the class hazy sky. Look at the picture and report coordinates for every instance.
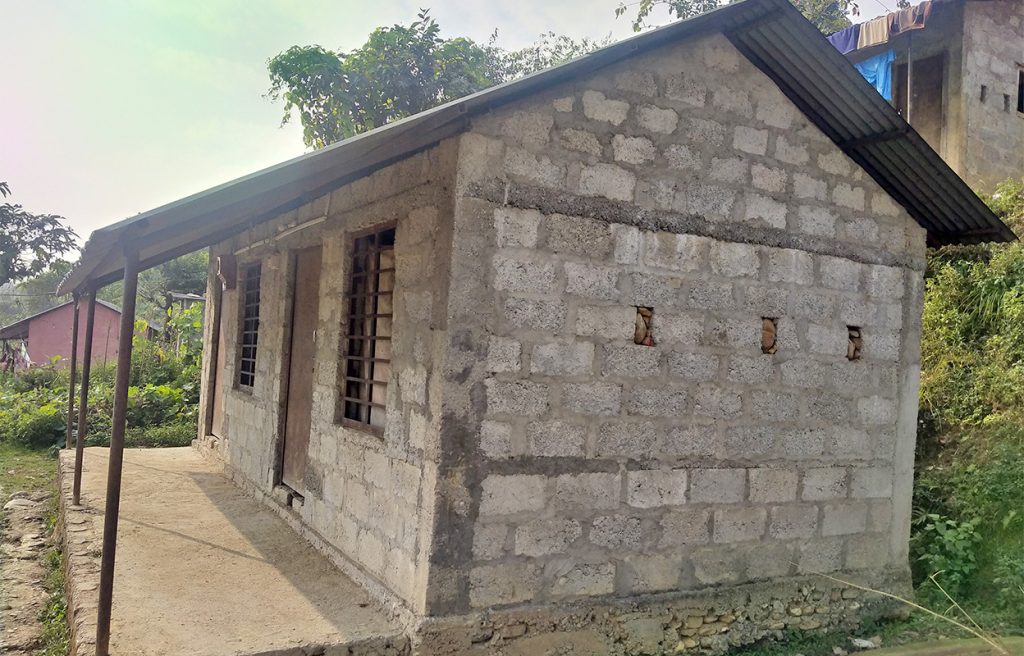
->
[1,1,888,244]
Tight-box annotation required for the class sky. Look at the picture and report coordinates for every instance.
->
[1,0,889,244]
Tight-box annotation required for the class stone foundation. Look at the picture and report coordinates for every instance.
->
[413,570,910,655]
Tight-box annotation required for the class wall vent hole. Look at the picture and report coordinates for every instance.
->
[634,307,655,346]
[847,326,863,361]
[761,317,778,354]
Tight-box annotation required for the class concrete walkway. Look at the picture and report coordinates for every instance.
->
[58,447,407,656]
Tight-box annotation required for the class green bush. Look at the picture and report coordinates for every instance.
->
[910,513,981,598]
[914,178,1024,632]
[7,365,62,394]
[126,384,186,426]
[10,402,65,448]
[0,303,203,452]
[128,421,197,448]
[85,420,197,448]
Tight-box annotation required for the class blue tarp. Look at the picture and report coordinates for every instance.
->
[854,49,896,101]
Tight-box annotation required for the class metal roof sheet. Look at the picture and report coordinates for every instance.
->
[58,0,1013,295]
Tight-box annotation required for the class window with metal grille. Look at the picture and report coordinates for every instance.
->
[238,263,261,388]
[341,227,395,430]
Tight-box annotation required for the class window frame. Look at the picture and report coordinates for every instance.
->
[237,261,262,389]
[338,225,396,434]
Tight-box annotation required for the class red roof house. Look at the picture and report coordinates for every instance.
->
[0,300,122,369]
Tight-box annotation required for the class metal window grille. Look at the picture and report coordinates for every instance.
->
[342,228,395,429]
[238,263,261,387]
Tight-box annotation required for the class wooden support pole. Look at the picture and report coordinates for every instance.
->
[73,290,97,506]
[95,249,139,656]
[65,294,81,449]
[906,33,913,124]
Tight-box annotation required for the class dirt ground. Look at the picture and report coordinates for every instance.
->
[60,447,406,656]
[0,490,52,655]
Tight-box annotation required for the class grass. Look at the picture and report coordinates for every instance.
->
[0,441,67,656]
[0,441,59,495]
[38,547,70,656]
[731,608,1020,656]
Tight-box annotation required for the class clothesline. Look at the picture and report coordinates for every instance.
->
[825,0,933,55]
[825,1,933,101]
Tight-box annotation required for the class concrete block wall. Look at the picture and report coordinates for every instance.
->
[960,0,1023,191]
[438,32,928,620]
[198,141,459,615]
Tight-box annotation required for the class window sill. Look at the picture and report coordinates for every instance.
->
[339,417,384,438]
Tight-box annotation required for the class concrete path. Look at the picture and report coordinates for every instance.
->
[58,447,407,656]
[872,638,1024,656]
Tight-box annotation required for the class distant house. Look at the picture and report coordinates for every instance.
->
[837,0,1023,191]
[0,300,122,369]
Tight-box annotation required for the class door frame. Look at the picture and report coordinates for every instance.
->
[275,245,322,494]
[203,281,225,438]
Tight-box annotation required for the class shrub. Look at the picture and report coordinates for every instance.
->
[10,402,65,448]
[910,512,981,599]
[8,365,61,394]
[86,420,197,448]
[127,421,197,448]
[126,384,185,426]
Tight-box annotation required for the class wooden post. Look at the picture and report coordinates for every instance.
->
[65,294,81,449]
[906,33,913,124]
[95,249,139,656]
[73,290,97,506]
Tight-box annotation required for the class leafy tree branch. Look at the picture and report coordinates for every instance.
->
[0,181,77,287]
[267,11,607,149]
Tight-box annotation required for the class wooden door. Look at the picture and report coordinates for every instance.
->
[210,291,227,437]
[281,246,322,491]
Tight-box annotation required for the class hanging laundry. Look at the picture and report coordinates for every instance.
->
[891,0,933,36]
[857,15,891,49]
[827,24,861,54]
[854,49,896,101]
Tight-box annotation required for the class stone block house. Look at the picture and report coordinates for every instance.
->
[846,0,1023,191]
[60,0,1013,652]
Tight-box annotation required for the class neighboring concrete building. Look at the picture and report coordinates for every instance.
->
[0,299,121,369]
[58,0,1013,653]
[845,0,1024,191]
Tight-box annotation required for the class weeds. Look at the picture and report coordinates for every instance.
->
[38,548,69,656]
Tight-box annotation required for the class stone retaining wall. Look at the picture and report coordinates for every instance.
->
[413,571,909,655]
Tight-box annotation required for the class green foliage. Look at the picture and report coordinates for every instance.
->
[127,384,186,426]
[0,181,78,286]
[0,304,203,450]
[268,11,605,148]
[38,548,69,656]
[9,402,65,448]
[615,0,909,35]
[910,513,981,598]
[913,177,1024,632]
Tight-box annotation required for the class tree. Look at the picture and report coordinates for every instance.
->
[616,0,907,35]
[0,181,77,287]
[98,250,209,326]
[268,11,606,149]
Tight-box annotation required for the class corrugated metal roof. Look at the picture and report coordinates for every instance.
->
[58,0,1013,295]
[725,0,1014,245]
